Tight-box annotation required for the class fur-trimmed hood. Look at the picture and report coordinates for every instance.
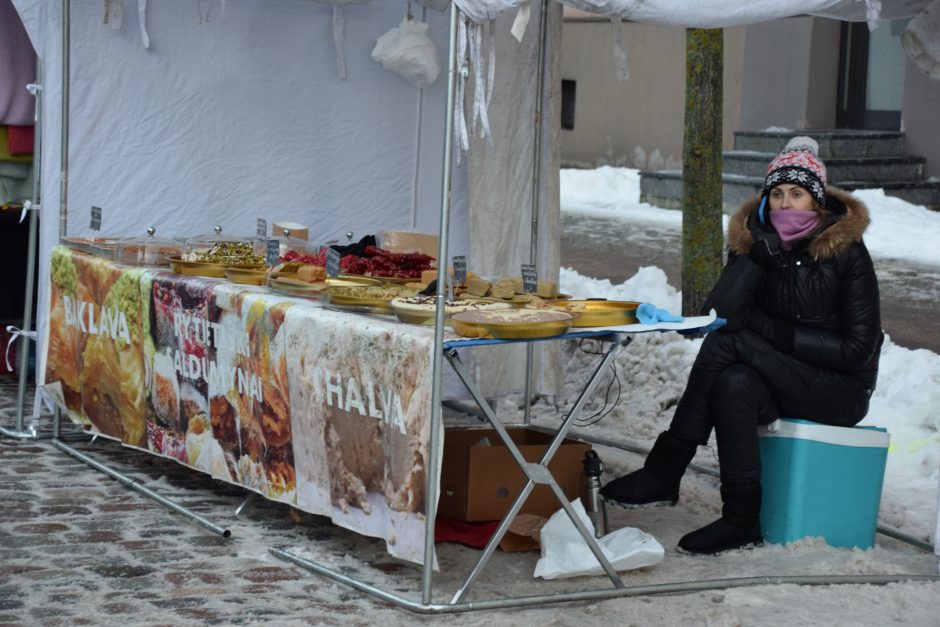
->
[727,186,870,261]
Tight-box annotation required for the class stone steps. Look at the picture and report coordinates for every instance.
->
[638,130,940,212]
[723,152,925,183]
[733,130,907,158]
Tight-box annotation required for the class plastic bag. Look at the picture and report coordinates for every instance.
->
[533,499,664,580]
[371,18,441,89]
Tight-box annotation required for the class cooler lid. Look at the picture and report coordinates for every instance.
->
[759,418,890,449]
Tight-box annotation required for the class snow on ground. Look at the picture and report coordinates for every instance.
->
[560,166,940,267]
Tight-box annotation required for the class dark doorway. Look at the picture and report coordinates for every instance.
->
[836,19,910,130]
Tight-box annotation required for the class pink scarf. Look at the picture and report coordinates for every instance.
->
[769,209,821,251]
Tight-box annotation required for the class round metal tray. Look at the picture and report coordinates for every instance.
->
[450,310,575,339]
[169,256,227,278]
[327,293,395,314]
[225,266,270,286]
[551,300,640,327]
[268,275,329,299]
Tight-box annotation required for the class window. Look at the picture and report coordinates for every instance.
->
[561,79,576,130]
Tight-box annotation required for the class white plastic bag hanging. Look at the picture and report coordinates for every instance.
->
[533,499,665,580]
[309,0,373,79]
[371,18,441,88]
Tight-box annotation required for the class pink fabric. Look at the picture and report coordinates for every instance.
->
[0,0,37,126]
[769,209,821,251]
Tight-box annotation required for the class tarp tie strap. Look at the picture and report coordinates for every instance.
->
[454,13,470,156]
[139,0,150,49]
[333,5,348,79]
[5,326,37,373]
[19,200,40,224]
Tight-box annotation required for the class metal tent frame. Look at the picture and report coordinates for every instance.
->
[9,0,938,614]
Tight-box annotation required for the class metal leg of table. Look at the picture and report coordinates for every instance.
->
[53,406,61,439]
[50,438,232,538]
[444,337,628,603]
[235,492,257,517]
[0,423,36,440]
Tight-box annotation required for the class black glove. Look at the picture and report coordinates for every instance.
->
[747,213,782,269]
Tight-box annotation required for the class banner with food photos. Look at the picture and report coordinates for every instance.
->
[45,246,437,564]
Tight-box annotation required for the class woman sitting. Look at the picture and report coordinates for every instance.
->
[602,137,884,555]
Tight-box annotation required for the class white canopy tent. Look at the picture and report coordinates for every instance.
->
[9,0,940,611]
[10,0,940,405]
[11,0,567,404]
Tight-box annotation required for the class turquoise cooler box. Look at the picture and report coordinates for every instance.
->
[758,418,890,549]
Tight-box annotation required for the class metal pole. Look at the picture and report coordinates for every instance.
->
[446,341,626,602]
[422,2,460,605]
[52,438,232,538]
[523,0,551,426]
[52,405,61,439]
[59,0,70,239]
[270,547,940,615]
[15,61,43,435]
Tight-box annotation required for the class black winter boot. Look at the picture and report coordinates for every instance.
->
[600,431,698,507]
[678,482,763,555]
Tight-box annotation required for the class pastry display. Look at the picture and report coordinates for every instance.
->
[534,299,641,327]
[390,295,511,324]
[297,264,327,283]
[60,236,122,259]
[185,241,265,266]
[326,284,418,314]
[115,228,182,267]
[450,308,576,339]
[277,245,434,279]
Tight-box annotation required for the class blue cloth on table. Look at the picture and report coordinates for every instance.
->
[636,303,684,324]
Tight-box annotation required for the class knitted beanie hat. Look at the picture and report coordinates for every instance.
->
[761,136,828,207]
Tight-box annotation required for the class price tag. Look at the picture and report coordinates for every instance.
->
[90,206,102,231]
[257,218,267,238]
[326,247,341,278]
[521,264,538,293]
[452,256,467,284]
[265,238,280,266]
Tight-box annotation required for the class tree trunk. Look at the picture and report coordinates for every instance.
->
[681,28,724,317]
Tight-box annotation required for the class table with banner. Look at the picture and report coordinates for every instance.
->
[45,245,438,564]
[43,244,723,580]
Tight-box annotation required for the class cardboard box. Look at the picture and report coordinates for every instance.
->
[759,418,889,549]
[439,427,591,522]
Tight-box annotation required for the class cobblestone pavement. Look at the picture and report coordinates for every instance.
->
[3,377,940,627]
[0,379,648,627]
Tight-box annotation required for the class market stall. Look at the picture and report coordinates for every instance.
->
[12,0,571,606]
[11,0,940,613]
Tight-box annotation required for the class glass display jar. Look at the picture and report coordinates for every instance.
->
[115,227,182,267]
[182,226,265,267]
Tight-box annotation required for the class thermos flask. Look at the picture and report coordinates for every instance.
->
[581,450,608,538]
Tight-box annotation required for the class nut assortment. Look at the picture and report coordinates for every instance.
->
[188,242,265,266]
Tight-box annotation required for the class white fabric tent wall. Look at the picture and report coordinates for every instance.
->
[12,1,475,387]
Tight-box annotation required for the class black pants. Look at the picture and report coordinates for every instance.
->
[669,329,872,487]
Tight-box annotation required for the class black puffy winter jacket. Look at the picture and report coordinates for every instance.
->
[703,187,883,390]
